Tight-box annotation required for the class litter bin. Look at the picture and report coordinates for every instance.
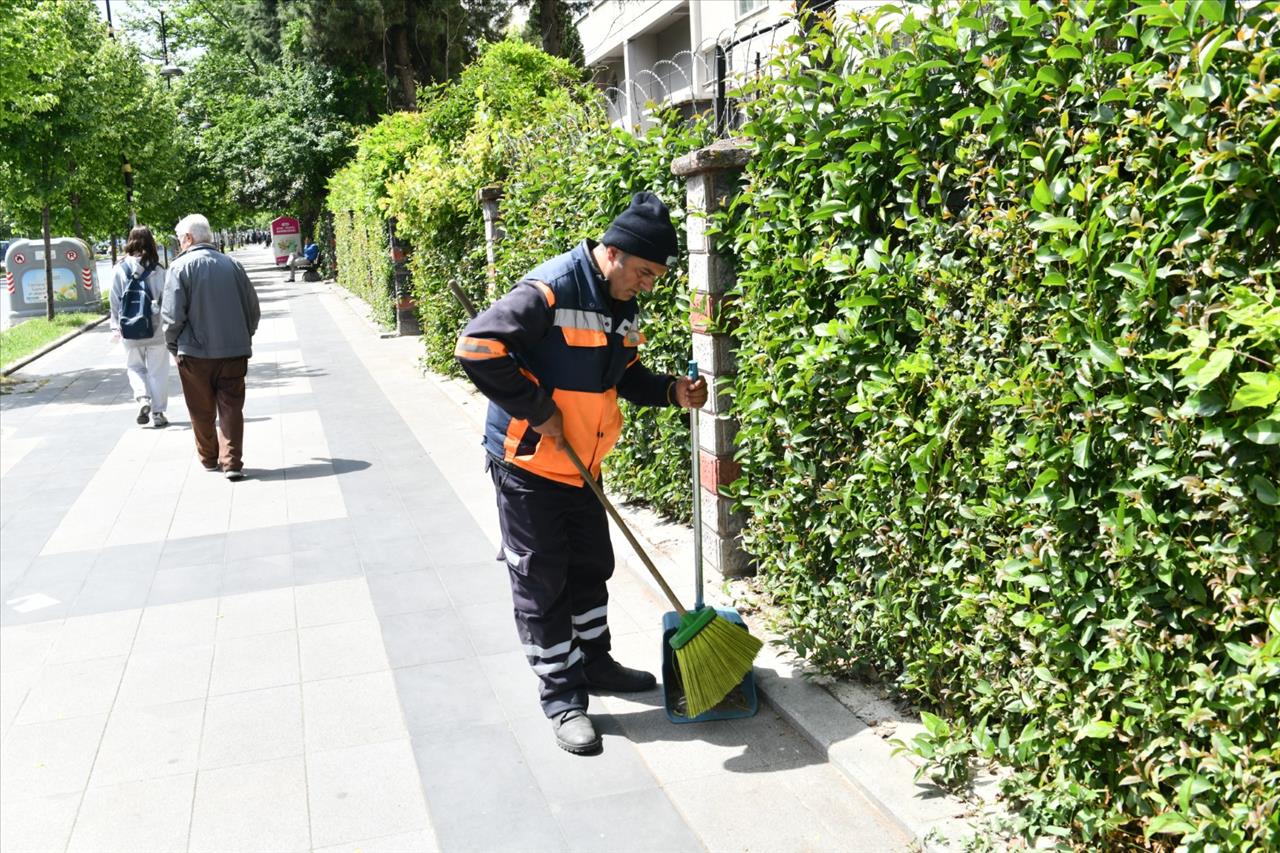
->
[3,238,100,325]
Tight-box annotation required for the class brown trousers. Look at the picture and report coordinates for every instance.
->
[177,355,248,471]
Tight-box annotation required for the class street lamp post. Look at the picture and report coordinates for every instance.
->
[159,12,184,88]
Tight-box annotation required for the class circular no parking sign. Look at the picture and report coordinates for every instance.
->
[66,249,78,261]
[13,253,25,265]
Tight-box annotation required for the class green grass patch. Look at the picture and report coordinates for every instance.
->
[0,312,100,368]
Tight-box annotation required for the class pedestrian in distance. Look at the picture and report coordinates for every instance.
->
[163,214,260,481]
[286,237,320,282]
[456,191,708,756]
[109,226,171,428]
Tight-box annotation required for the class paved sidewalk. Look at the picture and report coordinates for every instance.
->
[0,247,912,853]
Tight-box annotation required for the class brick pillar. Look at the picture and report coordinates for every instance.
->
[387,217,419,336]
[671,138,753,579]
[477,186,505,297]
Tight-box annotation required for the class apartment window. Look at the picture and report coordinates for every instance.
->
[736,0,765,17]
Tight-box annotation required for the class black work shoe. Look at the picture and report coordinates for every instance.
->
[584,657,657,693]
[137,404,151,425]
[552,709,601,755]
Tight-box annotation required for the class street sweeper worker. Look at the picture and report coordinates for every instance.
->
[455,191,708,755]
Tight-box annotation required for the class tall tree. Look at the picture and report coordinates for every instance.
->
[526,0,587,65]
[0,0,180,317]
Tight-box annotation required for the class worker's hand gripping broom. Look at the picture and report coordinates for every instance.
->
[449,280,760,718]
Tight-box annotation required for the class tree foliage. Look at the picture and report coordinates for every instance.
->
[0,0,182,240]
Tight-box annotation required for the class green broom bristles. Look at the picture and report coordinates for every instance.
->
[672,611,763,718]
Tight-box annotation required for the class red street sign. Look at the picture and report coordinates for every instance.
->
[13,253,25,265]
[66,249,78,261]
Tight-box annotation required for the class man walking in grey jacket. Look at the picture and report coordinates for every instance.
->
[163,214,261,480]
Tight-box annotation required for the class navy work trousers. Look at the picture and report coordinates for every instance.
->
[488,457,613,717]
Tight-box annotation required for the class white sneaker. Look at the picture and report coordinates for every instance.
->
[152,412,169,428]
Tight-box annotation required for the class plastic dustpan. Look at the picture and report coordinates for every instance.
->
[661,607,758,723]
[660,359,759,724]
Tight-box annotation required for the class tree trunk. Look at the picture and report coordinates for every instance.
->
[42,205,54,321]
[540,0,562,58]
[391,24,417,111]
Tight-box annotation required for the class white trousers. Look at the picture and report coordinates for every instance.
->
[125,345,170,413]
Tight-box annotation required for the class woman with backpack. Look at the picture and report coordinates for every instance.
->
[109,226,170,428]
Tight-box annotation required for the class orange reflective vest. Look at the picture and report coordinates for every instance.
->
[456,241,675,486]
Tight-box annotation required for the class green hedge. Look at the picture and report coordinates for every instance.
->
[331,208,393,326]
[383,39,586,373]
[327,111,433,326]
[726,2,1278,847]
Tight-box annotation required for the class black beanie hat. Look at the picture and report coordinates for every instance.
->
[602,191,679,267]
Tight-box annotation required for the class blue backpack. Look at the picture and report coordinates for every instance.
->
[119,260,158,340]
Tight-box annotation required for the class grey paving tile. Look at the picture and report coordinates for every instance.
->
[16,552,97,588]
[159,533,227,570]
[16,655,127,724]
[509,714,658,807]
[88,698,204,787]
[217,587,296,639]
[67,773,196,853]
[411,724,567,853]
[379,609,475,669]
[46,608,140,664]
[552,787,704,853]
[343,492,409,519]
[0,582,74,626]
[68,567,155,617]
[293,545,362,586]
[664,772,854,853]
[354,532,428,575]
[295,577,375,627]
[302,671,405,753]
[367,570,451,616]
[477,651,546,722]
[200,685,304,769]
[435,559,510,607]
[225,524,292,560]
[290,518,355,552]
[132,599,219,652]
[0,791,80,852]
[392,659,506,736]
[115,645,213,709]
[188,756,310,853]
[209,630,299,695]
[455,601,520,656]
[93,540,164,573]
[312,829,438,853]
[219,553,293,595]
[306,739,431,849]
[299,620,389,681]
[0,714,107,801]
[147,562,223,606]
[417,527,492,568]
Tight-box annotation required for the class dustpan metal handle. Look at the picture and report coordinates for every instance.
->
[688,360,704,610]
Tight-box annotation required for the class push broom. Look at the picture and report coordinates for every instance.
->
[449,281,761,717]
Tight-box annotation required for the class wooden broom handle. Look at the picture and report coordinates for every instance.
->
[560,438,688,616]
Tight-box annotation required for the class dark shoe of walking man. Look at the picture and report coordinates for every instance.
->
[162,214,260,480]
[456,192,708,755]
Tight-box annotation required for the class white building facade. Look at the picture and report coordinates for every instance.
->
[577,0,877,129]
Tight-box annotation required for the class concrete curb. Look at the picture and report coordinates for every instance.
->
[1,314,110,377]
[326,277,981,851]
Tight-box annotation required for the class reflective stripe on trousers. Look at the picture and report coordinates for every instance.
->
[488,457,614,717]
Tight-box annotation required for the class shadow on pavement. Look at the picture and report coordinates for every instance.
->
[602,703,826,774]
[254,456,372,481]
